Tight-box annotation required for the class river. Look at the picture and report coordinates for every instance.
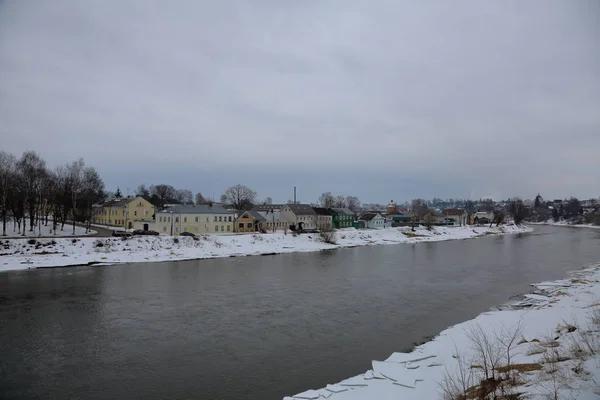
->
[0,225,599,400]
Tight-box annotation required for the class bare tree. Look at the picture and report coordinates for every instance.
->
[176,189,193,204]
[0,151,16,236]
[479,198,495,213]
[508,198,528,225]
[149,184,177,208]
[81,167,105,232]
[319,192,335,208]
[489,211,505,227]
[136,184,150,197]
[345,196,361,212]
[195,192,206,205]
[17,151,47,232]
[334,195,346,208]
[220,184,257,211]
[67,158,85,235]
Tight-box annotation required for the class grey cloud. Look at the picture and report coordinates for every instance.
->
[0,0,598,203]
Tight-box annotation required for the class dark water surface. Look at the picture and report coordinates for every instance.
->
[1,225,599,400]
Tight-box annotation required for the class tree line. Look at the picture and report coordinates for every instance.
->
[0,150,105,236]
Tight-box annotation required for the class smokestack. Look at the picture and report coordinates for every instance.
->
[294,186,296,204]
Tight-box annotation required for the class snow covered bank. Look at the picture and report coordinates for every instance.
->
[0,224,531,273]
[1,223,96,238]
[285,263,600,400]
[530,220,600,230]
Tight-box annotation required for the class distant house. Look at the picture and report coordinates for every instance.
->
[329,208,354,229]
[280,204,317,230]
[359,212,385,229]
[387,214,412,226]
[92,196,155,229]
[470,211,494,225]
[312,207,333,230]
[154,204,235,235]
[442,209,466,225]
[236,210,266,233]
[256,209,288,232]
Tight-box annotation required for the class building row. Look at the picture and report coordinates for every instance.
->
[91,197,479,236]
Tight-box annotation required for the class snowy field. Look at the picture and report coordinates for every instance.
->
[0,222,96,238]
[0,224,530,272]
[286,263,600,400]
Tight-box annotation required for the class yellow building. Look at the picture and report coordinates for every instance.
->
[92,196,155,229]
[154,204,236,235]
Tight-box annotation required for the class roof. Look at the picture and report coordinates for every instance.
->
[312,207,332,216]
[331,207,354,216]
[252,204,286,212]
[359,212,382,221]
[100,199,131,208]
[443,209,465,216]
[284,204,317,216]
[256,210,285,223]
[156,204,234,215]
[238,210,266,222]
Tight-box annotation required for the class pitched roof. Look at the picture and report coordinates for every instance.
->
[238,210,267,222]
[156,204,234,215]
[100,198,131,208]
[332,207,354,215]
[359,212,382,221]
[312,207,332,216]
[252,204,286,212]
[256,210,285,223]
[285,204,317,215]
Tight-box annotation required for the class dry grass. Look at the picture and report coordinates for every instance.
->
[496,363,543,374]
[555,291,569,296]
[402,232,426,238]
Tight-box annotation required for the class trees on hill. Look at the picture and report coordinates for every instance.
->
[0,150,105,236]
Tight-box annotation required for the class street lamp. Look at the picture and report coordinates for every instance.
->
[123,205,129,231]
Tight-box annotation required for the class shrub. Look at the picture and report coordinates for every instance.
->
[27,239,37,245]
[71,238,78,244]
[319,228,337,244]
[173,238,179,244]
[94,240,104,248]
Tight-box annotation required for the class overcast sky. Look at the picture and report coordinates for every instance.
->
[1,1,598,203]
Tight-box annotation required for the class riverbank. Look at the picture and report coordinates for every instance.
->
[286,263,600,400]
[0,224,531,272]
[530,220,600,230]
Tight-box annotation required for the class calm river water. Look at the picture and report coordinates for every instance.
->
[1,225,599,400]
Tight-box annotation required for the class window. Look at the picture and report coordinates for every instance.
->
[195,217,198,222]
[159,217,162,222]
[163,226,167,232]
[175,227,179,232]
[168,217,171,222]
[227,226,230,232]
[175,217,179,222]
[138,202,142,206]
[221,226,224,232]
[184,217,187,223]
[239,223,244,228]
[145,210,148,217]
[228,216,232,222]
[134,211,137,216]
[219,216,222,222]
[247,223,252,228]
[214,226,218,232]
[214,216,217,222]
